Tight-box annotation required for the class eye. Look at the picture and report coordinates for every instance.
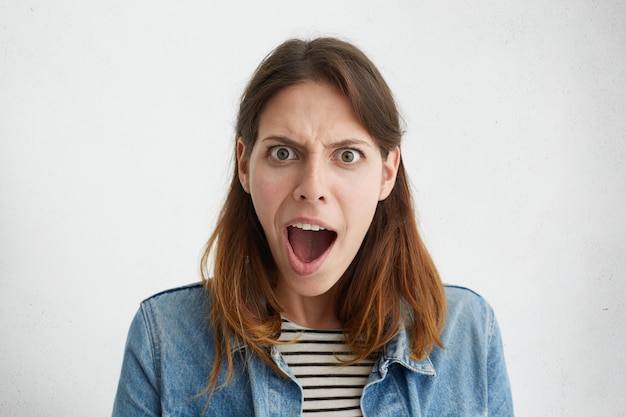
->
[336,149,362,164]
[269,146,297,161]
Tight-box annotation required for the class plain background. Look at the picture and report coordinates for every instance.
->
[1,1,625,416]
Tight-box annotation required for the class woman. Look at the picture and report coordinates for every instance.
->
[113,37,514,416]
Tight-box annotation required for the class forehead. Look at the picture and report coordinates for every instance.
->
[257,82,369,141]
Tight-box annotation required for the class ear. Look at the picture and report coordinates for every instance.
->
[237,138,250,194]
[379,146,400,201]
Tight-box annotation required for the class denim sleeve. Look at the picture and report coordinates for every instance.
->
[112,306,161,417]
[487,311,515,416]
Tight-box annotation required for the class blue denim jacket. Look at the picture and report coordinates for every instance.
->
[112,283,513,416]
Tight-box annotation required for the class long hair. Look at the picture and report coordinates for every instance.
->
[200,37,446,395]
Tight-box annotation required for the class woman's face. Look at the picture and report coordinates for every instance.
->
[238,81,400,311]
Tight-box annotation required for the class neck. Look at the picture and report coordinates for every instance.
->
[277,287,341,330]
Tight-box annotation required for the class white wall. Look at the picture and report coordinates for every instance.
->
[1,1,624,416]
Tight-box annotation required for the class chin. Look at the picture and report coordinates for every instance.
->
[281,271,341,298]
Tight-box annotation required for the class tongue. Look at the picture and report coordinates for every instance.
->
[288,227,335,263]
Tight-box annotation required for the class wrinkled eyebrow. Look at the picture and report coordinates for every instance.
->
[259,135,373,149]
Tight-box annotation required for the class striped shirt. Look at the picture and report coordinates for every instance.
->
[277,319,375,416]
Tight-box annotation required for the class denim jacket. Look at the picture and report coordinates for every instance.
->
[112,283,513,416]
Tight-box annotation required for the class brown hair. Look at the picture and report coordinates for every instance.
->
[200,37,445,395]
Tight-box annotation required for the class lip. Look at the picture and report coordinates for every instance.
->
[282,217,336,276]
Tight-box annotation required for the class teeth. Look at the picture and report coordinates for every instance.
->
[291,223,325,231]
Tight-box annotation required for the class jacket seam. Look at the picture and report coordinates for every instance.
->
[143,282,204,303]
[140,301,162,390]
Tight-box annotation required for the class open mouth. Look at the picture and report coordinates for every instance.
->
[287,223,337,263]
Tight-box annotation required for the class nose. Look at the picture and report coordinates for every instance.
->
[293,157,326,202]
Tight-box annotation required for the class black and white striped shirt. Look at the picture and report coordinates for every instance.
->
[277,319,375,416]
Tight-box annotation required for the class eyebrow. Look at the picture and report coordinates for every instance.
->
[259,135,373,149]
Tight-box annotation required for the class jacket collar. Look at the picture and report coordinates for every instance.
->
[229,325,436,376]
[380,327,436,376]
[229,333,246,353]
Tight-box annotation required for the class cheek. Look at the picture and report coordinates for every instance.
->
[249,173,286,224]
[340,179,381,229]
[354,197,379,229]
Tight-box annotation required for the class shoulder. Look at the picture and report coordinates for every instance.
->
[118,282,225,413]
[441,284,498,342]
[141,281,209,308]
[137,282,213,334]
[444,284,492,313]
